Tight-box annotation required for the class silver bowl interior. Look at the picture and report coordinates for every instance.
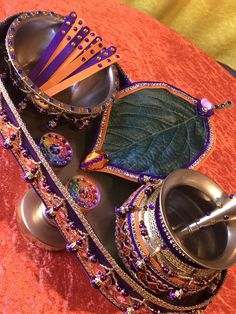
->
[166,186,228,261]
[13,14,116,109]
[161,170,236,270]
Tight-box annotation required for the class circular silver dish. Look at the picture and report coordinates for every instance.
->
[5,11,119,117]
[160,169,236,269]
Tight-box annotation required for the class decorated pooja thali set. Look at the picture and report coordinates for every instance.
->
[0,10,235,314]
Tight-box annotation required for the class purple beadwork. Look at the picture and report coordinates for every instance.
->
[196,98,214,117]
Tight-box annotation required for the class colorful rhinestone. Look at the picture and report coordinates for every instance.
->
[67,175,100,211]
[39,132,72,167]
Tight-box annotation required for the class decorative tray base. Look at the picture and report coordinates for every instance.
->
[0,10,235,314]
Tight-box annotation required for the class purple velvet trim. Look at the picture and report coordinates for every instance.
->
[127,186,146,260]
[127,215,142,259]
[29,12,77,81]
[35,26,90,87]
[116,64,132,89]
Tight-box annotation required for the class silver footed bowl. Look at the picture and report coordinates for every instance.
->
[5,11,118,119]
[115,169,236,303]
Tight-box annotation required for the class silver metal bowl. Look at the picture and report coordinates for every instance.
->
[5,11,118,118]
[160,169,236,269]
[114,170,230,305]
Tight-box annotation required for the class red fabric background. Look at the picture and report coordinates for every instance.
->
[0,0,235,313]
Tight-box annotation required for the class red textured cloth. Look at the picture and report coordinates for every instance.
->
[0,1,235,313]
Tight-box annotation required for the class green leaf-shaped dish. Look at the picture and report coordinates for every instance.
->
[82,83,213,181]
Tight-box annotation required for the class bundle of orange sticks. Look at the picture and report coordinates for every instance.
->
[29,11,120,97]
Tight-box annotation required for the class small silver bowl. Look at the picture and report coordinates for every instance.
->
[160,169,236,270]
[5,11,119,118]
[115,169,235,303]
